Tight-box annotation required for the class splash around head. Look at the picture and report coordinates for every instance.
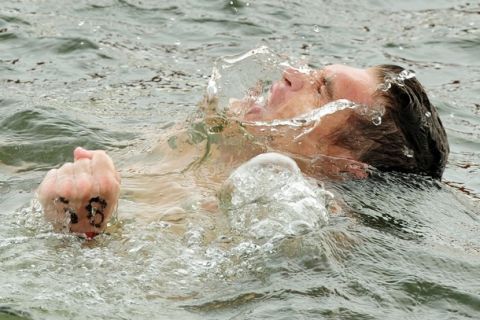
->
[207,48,449,179]
[230,64,379,123]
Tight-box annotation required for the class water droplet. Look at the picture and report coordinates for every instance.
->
[313,25,321,33]
[425,111,431,118]
[403,146,414,158]
[397,70,416,81]
[378,82,391,92]
[206,80,217,99]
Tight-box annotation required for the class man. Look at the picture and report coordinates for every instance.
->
[36,64,449,238]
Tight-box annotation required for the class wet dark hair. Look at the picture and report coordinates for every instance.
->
[333,64,449,179]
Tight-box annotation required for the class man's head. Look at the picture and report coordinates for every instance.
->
[363,64,449,178]
[237,63,449,179]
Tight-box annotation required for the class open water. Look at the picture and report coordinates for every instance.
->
[1,1,479,319]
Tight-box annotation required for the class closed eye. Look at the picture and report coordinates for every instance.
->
[317,77,329,97]
[321,76,334,100]
[284,77,292,86]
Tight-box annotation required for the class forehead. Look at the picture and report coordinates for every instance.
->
[323,64,379,106]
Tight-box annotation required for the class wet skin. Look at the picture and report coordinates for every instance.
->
[244,64,379,121]
[37,147,120,237]
[37,65,379,235]
[236,64,381,162]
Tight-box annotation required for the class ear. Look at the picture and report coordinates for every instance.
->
[311,107,355,139]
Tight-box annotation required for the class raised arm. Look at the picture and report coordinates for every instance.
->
[37,147,120,238]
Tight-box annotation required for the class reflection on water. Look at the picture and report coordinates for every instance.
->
[1,0,480,319]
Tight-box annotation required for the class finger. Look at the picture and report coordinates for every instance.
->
[74,147,94,161]
[72,158,91,176]
[91,151,120,184]
[72,159,93,203]
[37,168,58,204]
[55,163,76,200]
[99,150,120,183]
[92,152,120,218]
[93,170,120,205]
[92,150,116,171]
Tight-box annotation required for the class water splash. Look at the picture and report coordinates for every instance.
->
[207,46,285,114]
[240,99,358,140]
[372,116,382,126]
[222,46,272,65]
[403,146,414,158]
[278,60,312,75]
[206,67,220,102]
[379,69,416,91]
[378,81,392,92]
[397,70,416,81]
[219,153,330,242]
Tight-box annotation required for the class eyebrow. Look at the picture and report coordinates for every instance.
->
[324,76,335,100]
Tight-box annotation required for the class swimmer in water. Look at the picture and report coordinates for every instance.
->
[36,64,449,238]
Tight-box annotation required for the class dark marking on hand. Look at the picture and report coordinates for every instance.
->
[68,209,79,224]
[86,197,107,228]
[58,197,69,204]
[91,211,104,228]
[85,197,107,218]
[55,197,78,225]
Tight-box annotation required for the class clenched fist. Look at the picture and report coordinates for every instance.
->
[37,147,120,238]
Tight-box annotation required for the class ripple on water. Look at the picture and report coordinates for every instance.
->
[53,37,99,54]
[0,0,479,319]
[0,306,33,320]
[0,106,133,168]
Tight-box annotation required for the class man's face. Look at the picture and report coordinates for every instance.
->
[242,64,379,121]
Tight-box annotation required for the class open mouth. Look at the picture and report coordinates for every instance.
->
[245,101,264,116]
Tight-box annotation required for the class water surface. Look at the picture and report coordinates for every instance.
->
[1,1,479,319]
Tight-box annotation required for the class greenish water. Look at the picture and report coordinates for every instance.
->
[1,1,479,319]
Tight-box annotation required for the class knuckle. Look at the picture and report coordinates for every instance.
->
[94,150,108,159]
[75,173,93,199]
[58,162,74,173]
[57,179,73,199]
[73,158,92,174]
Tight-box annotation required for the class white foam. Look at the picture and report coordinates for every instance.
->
[219,153,330,241]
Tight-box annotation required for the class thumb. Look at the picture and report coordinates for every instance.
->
[74,147,94,161]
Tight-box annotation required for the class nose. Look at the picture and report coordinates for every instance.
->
[282,68,307,91]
